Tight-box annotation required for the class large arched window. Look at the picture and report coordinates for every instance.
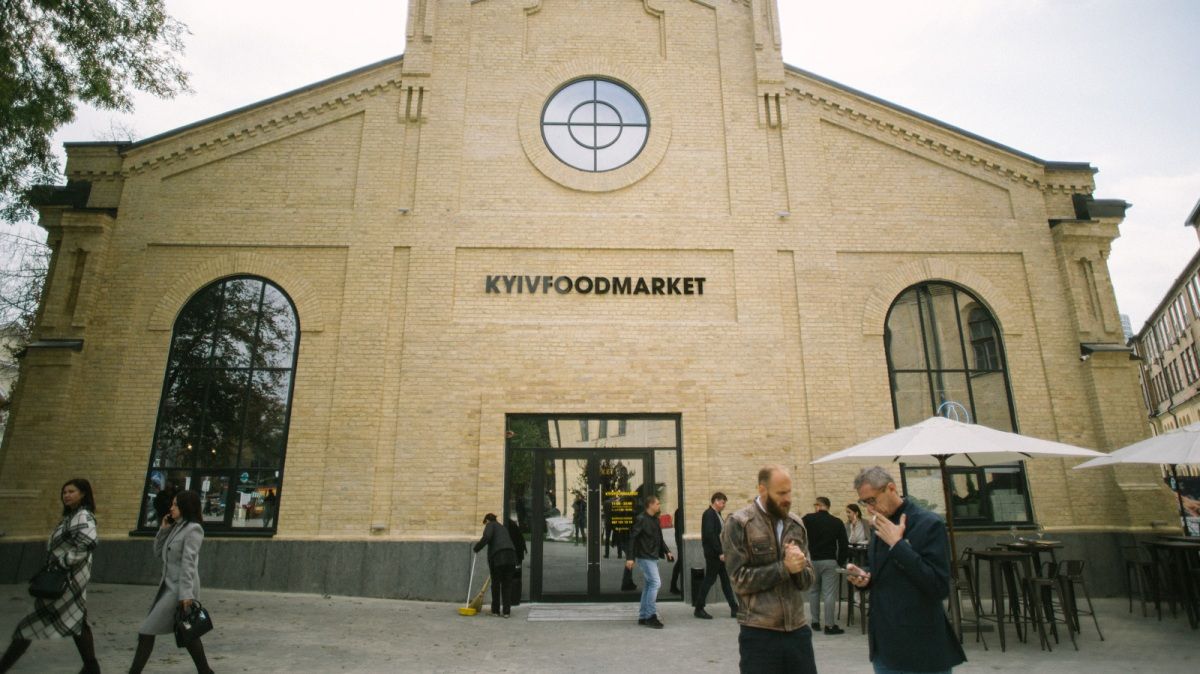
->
[139,276,299,532]
[885,282,1031,527]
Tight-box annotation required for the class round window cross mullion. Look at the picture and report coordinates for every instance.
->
[541,78,648,173]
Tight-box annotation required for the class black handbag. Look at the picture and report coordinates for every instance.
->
[28,556,68,599]
[173,601,214,647]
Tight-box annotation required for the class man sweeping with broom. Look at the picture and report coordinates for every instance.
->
[474,513,518,617]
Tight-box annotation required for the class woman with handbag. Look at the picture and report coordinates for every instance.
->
[0,478,100,673]
[128,490,214,674]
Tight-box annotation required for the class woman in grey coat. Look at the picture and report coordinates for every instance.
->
[128,490,213,674]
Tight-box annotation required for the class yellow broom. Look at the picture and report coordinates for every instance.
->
[458,549,486,616]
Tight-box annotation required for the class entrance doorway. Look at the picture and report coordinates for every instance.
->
[505,414,682,602]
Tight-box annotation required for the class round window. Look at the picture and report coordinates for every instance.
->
[541,78,649,172]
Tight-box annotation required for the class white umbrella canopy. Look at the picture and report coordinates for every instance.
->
[1073,422,1200,469]
[813,416,1105,467]
[1074,422,1200,536]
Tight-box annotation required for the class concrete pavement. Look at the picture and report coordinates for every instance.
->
[1,583,1196,672]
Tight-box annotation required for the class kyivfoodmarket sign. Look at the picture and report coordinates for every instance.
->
[485,274,706,296]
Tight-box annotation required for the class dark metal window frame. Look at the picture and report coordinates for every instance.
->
[540,77,650,173]
[884,282,1033,529]
[504,413,683,602]
[134,275,300,536]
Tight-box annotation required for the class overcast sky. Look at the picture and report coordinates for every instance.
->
[24,0,1200,331]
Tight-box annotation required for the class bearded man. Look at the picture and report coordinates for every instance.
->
[721,465,817,674]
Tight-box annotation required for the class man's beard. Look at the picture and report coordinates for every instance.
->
[765,494,790,520]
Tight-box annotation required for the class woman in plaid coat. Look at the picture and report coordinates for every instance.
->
[0,478,100,673]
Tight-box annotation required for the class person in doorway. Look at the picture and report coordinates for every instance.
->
[505,516,526,606]
[474,513,517,617]
[261,489,277,528]
[845,503,869,546]
[625,495,674,628]
[694,491,739,619]
[845,466,966,674]
[722,465,817,674]
[129,490,213,674]
[571,492,586,544]
[801,496,849,634]
[669,506,684,594]
[0,479,100,674]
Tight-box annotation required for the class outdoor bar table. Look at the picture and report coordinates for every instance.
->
[1148,540,1200,629]
[845,543,869,633]
[1003,540,1064,636]
[971,549,1037,651]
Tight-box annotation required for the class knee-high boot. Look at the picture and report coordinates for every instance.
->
[0,638,31,674]
[73,622,100,673]
[184,637,213,674]
[128,634,154,674]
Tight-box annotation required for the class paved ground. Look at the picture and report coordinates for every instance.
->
[1,583,1197,672]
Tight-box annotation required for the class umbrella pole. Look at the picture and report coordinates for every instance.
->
[1170,464,1190,537]
[938,456,963,638]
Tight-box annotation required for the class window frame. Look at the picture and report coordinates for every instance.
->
[135,275,300,536]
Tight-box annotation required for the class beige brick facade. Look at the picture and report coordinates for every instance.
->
[0,0,1176,573]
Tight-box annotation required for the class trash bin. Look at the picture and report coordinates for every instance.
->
[690,567,705,605]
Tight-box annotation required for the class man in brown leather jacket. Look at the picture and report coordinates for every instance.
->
[722,465,818,674]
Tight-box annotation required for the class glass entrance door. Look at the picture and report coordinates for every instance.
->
[534,451,651,600]
[504,414,683,603]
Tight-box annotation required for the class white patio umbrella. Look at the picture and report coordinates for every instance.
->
[1074,422,1200,536]
[812,416,1105,559]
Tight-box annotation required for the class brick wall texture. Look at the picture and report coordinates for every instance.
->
[0,0,1177,543]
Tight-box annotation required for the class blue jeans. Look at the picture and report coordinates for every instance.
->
[636,558,661,620]
[872,663,951,674]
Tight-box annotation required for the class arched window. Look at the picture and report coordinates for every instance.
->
[885,282,1031,526]
[139,276,299,532]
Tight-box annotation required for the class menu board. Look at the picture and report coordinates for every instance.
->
[606,490,639,532]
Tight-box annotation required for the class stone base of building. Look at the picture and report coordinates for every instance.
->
[0,530,1167,602]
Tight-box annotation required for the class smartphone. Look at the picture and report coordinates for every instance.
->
[165,515,175,525]
[836,568,868,578]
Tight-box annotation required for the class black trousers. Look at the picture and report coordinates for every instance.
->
[489,560,516,615]
[738,625,816,674]
[696,558,737,610]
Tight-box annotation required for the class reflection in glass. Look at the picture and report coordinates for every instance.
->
[885,282,1014,432]
[231,472,281,529]
[142,276,298,531]
[541,458,590,595]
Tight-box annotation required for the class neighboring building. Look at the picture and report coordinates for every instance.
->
[1133,198,1200,435]
[1121,313,1134,343]
[0,0,1173,600]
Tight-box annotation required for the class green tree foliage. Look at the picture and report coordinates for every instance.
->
[1,0,190,222]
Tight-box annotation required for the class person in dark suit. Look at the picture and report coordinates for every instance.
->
[801,496,849,634]
[693,491,738,619]
[846,466,966,674]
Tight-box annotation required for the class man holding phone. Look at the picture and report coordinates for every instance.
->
[845,466,965,674]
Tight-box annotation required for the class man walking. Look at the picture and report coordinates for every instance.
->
[694,492,738,619]
[722,465,818,673]
[801,496,849,634]
[846,466,966,673]
[625,495,674,628]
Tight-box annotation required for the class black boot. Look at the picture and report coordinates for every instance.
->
[74,622,100,673]
[128,634,154,674]
[184,637,213,674]
[0,638,31,674]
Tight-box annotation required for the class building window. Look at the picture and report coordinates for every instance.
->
[541,78,649,172]
[885,282,1030,527]
[579,419,590,441]
[139,276,298,533]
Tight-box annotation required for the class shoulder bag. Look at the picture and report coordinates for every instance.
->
[28,555,68,599]
[174,601,214,647]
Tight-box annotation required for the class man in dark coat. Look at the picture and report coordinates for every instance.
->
[504,516,526,606]
[694,491,738,619]
[625,495,674,628]
[474,513,517,617]
[846,466,966,674]
[801,496,849,633]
